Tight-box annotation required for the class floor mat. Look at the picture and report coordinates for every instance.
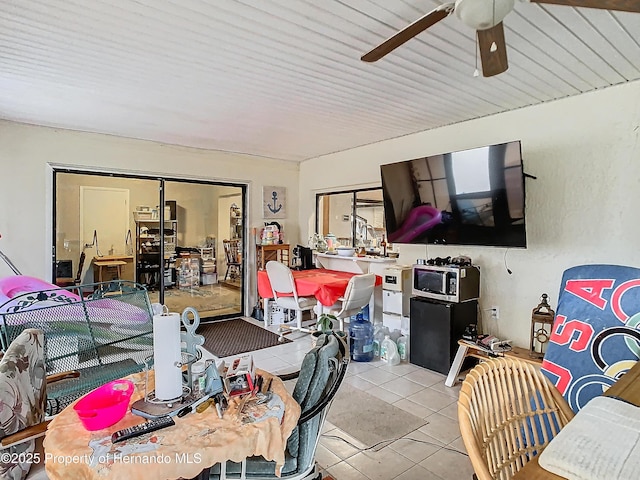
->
[197,318,291,358]
[327,383,426,448]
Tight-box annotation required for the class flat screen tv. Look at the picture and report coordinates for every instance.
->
[380,141,526,247]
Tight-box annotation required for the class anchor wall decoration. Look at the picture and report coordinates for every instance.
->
[268,191,282,214]
[262,186,286,219]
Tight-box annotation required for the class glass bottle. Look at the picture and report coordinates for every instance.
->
[325,233,337,251]
[316,236,327,253]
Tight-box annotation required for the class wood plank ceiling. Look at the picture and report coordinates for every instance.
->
[1,0,639,161]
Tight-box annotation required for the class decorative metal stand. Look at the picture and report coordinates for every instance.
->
[130,306,208,418]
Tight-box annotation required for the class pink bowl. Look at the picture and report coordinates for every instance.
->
[73,380,134,431]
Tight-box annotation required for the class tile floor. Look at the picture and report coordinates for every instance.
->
[218,318,475,480]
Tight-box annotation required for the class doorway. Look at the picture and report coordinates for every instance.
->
[53,170,247,321]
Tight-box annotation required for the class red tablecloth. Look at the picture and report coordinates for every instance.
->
[257,268,381,306]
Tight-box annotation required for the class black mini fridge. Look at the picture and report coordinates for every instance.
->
[409,297,478,375]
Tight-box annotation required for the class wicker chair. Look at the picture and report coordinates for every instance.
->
[458,357,575,480]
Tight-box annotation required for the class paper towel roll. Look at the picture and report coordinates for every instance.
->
[153,312,183,400]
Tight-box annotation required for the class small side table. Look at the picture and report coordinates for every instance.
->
[445,339,542,387]
[94,260,127,282]
[256,244,289,270]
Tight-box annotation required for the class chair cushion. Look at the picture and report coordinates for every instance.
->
[286,334,328,458]
[296,335,340,471]
[542,265,640,412]
[209,333,346,480]
[0,329,46,480]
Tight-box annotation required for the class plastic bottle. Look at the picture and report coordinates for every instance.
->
[381,335,398,364]
[387,344,401,366]
[397,335,409,363]
[349,313,374,362]
[372,325,389,359]
[390,329,402,343]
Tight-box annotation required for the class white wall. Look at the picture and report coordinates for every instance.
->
[300,81,640,348]
[0,121,300,312]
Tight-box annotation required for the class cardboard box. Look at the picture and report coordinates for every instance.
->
[224,354,255,397]
[134,211,153,221]
[200,273,218,285]
[265,299,296,326]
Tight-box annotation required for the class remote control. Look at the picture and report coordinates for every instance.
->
[111,416,175,443]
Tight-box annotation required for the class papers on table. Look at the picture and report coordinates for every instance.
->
[538,396,640,480]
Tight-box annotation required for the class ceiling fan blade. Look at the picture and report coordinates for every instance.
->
[530,0,640,13]
[477,22,508,77]
[361,4,454,62]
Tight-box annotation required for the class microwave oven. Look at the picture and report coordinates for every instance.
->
[412,264,480,303]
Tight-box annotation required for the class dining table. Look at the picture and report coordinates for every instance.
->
[257,268,382,308]
[43,369,300,480]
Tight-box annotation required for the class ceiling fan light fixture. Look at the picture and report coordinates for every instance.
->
[455,0,514,30]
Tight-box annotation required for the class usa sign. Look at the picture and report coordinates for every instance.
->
[542,265,640,412]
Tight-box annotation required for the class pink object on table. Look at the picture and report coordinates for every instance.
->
[387,205,442,243]
[73,379,134,431]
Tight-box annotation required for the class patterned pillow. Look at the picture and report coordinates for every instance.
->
[0,329,46,480]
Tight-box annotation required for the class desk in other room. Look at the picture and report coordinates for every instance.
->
[43,369,300,480]
[92,255,135,282]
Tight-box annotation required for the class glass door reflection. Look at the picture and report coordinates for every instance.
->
[160,181,245,320]
[53,170,245,321]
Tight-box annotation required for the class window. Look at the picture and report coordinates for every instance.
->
[315,188,386,247]
[451,146,491,194]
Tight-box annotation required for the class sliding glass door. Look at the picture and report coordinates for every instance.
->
[53,170,246,321]
[161,181,245,319]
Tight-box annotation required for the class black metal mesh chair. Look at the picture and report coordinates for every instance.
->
[0,280,154,415]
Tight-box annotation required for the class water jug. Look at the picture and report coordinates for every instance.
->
[389,328,402,343]
[397,335,409,363]
[349,313,374,362]
[387,343,400,366]
[381,334,399,364]
[373,324,389,358]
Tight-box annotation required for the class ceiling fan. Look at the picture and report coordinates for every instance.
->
[361,0,640,77]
